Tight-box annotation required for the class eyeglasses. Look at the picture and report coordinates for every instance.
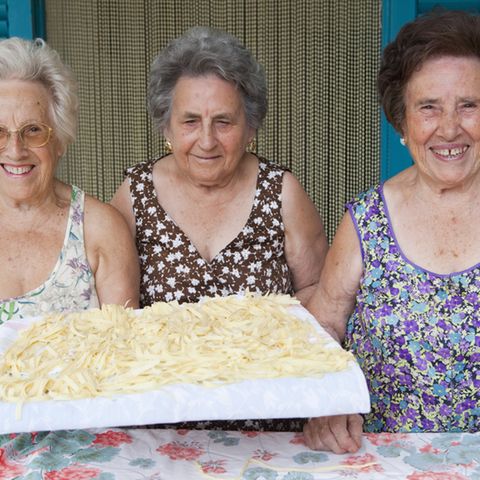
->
[0,123,53,150]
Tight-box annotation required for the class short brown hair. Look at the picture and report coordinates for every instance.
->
[378,9,480,134]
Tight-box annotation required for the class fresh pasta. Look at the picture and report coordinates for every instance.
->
[0,294,353,406]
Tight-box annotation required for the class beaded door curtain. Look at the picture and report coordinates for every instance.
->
[46,0,381,240]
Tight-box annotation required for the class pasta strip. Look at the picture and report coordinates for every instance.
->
[0,294,354,408]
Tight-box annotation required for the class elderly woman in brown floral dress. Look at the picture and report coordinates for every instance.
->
[111,26,327,431]
[111,26,327,308]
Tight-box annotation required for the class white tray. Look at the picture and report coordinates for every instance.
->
[0,304,370,434]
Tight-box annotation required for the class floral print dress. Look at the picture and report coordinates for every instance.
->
[345,185,480,433]
[126,156,294,307]
[125,156,303,432]
[0,186,99,323]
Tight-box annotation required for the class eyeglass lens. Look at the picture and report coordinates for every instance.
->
[0,123,52,149]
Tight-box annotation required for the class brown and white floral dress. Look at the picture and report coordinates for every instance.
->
[124,156,305,431]
[126,156,295,307]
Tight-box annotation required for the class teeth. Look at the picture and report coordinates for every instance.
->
[3,165,33,175]
[433,146,467,158]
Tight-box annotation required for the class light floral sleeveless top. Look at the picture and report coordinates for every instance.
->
[0,186,99,323]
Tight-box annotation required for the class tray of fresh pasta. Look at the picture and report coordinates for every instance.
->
[0,293,370,434]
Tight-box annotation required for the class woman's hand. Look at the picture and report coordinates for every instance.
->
[303,414,363,453]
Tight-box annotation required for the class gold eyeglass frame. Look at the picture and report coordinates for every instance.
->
[0,122,54,150]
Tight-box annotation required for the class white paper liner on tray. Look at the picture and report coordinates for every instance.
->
[0,304,370,434]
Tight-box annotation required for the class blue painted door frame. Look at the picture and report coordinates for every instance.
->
[3,0,45,39]
[381,0,480,180]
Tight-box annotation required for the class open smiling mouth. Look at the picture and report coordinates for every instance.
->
[430,145,469,160]
[2,164,34,175]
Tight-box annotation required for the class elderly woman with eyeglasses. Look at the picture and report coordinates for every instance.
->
[0,37,139,323]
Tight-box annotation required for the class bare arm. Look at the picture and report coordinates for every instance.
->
[306,211,363,342]
[303,212,364,452]
[282,172,328,305]
[85,196,140,308]
[110,178,136,238]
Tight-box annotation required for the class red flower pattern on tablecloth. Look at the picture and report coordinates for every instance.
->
[0,430,477,478]
[342,453,383,473]
[200,459,228,474]
[157,441,204,460]
[93,430,133,447]
[289,432,306,445]
[0,448,25,479]
[177,429,190,436]
[253,449,277,461]
[241,431,261,438]
[364,432,410,446]
[44,464,101,480]
[419,444,442,454]
[407,472,469,480]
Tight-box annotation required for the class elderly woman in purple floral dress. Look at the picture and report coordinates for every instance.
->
[303,9,480,453]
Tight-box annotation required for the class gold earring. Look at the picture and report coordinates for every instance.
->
[164,138,173,153]
[247,138,256,152]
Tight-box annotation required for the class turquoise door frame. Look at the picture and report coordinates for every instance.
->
[380,0,416,181]
[380,0,480,180]
[4,0,45,39]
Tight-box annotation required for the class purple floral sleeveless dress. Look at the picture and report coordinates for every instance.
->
[345,185,480,433]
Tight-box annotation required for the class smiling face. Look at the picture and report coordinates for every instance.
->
[402,55,480,190]
[0,79,62,204]
[164,74,255,187]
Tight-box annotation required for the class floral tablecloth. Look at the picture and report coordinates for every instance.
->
[1,428,479,479]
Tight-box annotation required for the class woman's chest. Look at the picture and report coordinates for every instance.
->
[0,226,65,300]
[389,205,480,274]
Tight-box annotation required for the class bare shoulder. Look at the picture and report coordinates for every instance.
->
[281,170,308,199]
[281,170,321,218]
[330,212,361,265]
[84,194,132,243]
[85,193,125,221]
[281,171,325,235]
[82,193,140,307]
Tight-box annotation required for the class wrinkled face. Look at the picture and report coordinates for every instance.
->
[164,74,255,187]
[403,55,480,189]
[0,79,62,203]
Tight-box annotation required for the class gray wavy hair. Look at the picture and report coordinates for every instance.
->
[0,37,78,154]
[148,26,267,132]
